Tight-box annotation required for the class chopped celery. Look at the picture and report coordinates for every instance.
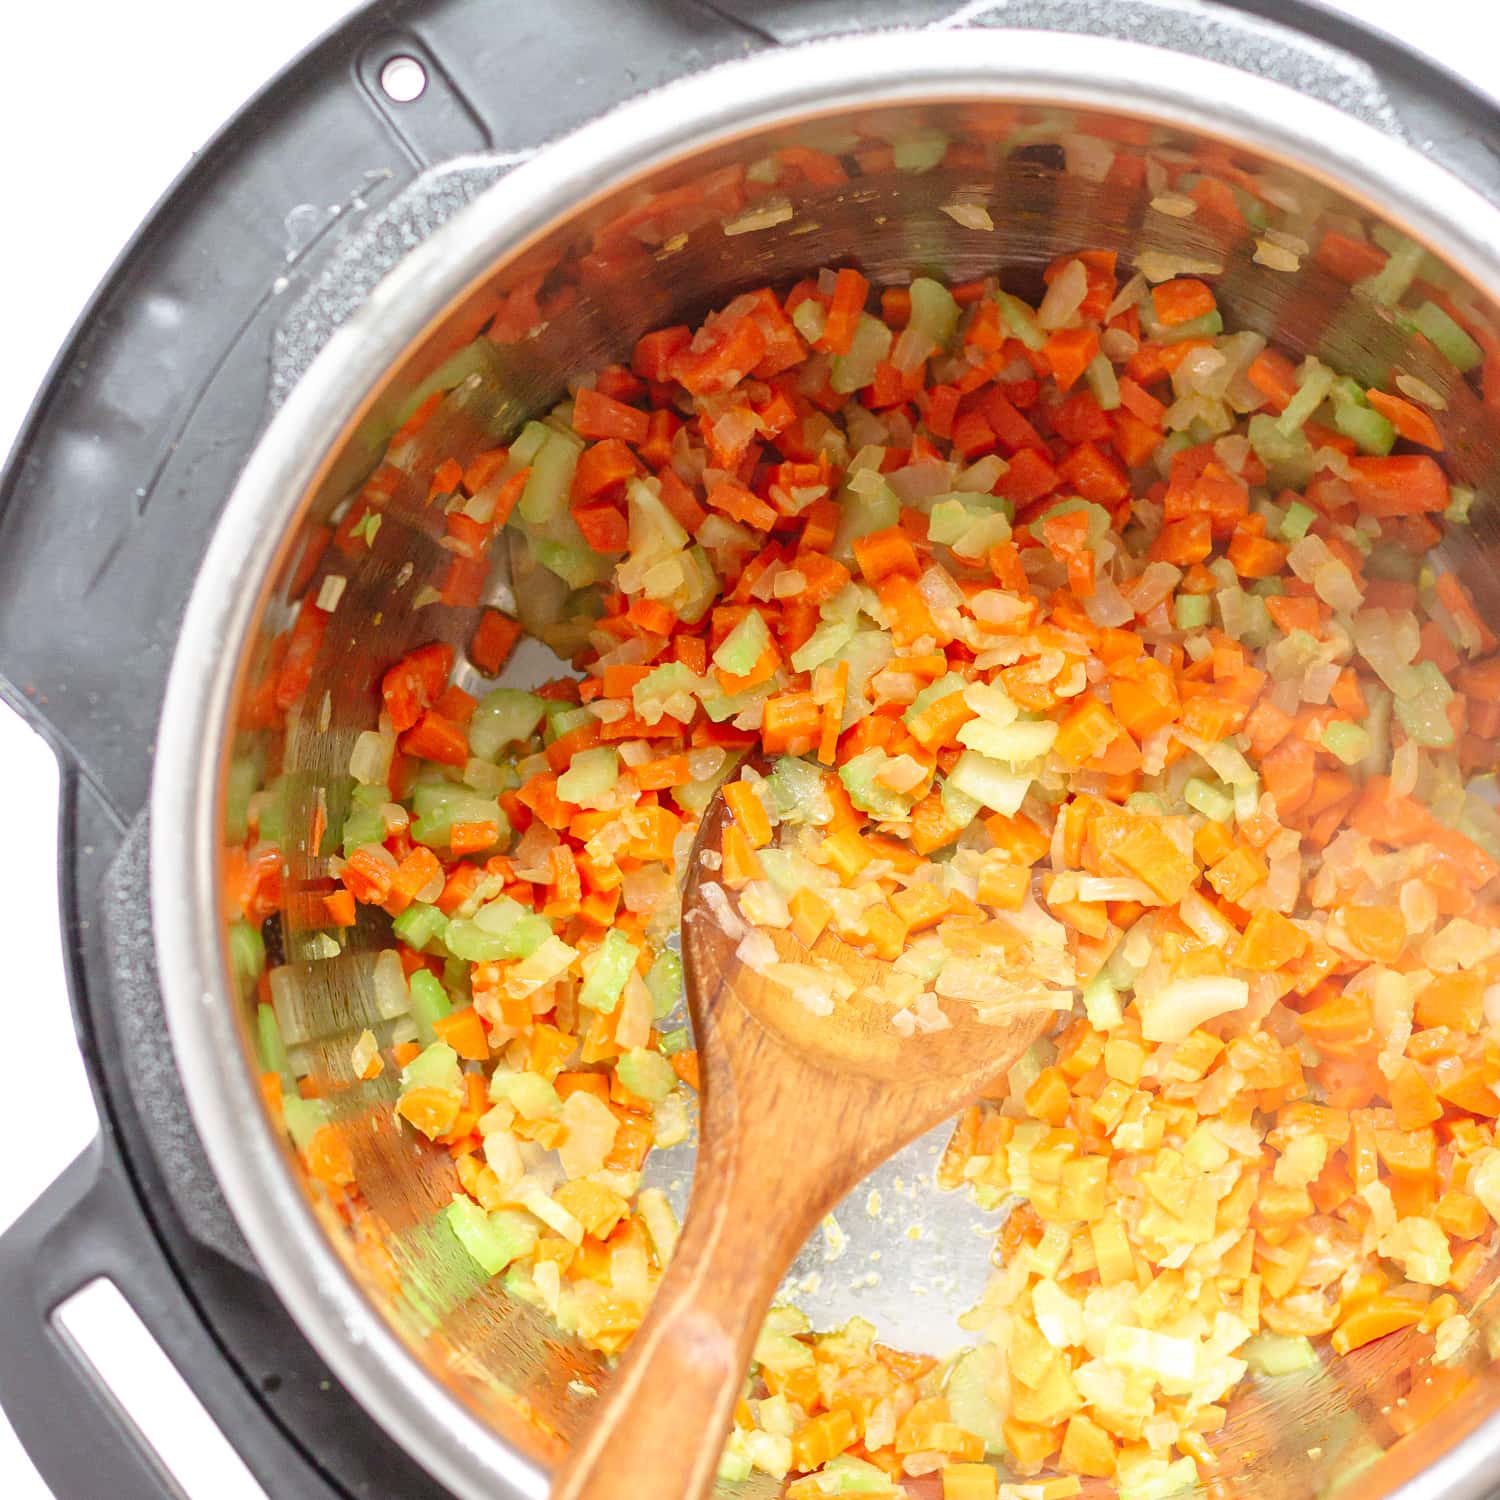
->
[578,929,640,1014]
[957,716,1057,765]
[556,745,618,804]
[1394,659,1455,747]
[673,749,743,817]
[1278,500,1316,542]
[1160,309,1223,344]
[907,276,960,352]
[469,689,547,759]
[410,784,507,848]
[1320,720,1371,765]
[230,920,265,991]
[947,749,1032,815]
[444,1197,538,1276]
[940,776,983,830]
[544,701,592,739]
[1446,485,1476,524]
[1330,379,1395,456]
[1406,301,1483,372]
[626,476,690,557]
[659,1027,690,1056]
[392,902,449,952]
[471,900,553,960]
[830,630,896,728]
[995,291,1045,351]
[489,1070,562,1120]
[791,298,826,343]
[1082,972,1124,1030]
[838,749,917,820]
[830,314,894,394]
[1357,235,1424,306]
[892,129,948,173]
[830,483,901,563]
[713,609,771,675]
[764,755,833,824]
[282,1096,330,1153]
[443,918,521,963]
[790,616,856,672]
[944,1343,1006,1453]
[1244,1332,1318,1376]
[257,1002,295,1087]
[517,429,582,525]
[1276,358,1335,436]
[225,754,260,844]
[646,949,685,1018]
[1184,776,1233,822]
[698,675,775,725]
[632,661,699,723]
[904,672,970,727]
[617,1048,677,1102]
[341,805,388,855]
[1174,593,1211,630]
[401,1041,463,1095]
[409,968,452,1042]
[1085,352,1121,410]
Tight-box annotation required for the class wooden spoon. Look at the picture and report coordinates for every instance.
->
[552,785,1056,1500]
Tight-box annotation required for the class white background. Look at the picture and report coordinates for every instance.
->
[1,2,1498,1496]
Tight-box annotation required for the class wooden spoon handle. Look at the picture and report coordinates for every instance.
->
[549,1172,795,1500]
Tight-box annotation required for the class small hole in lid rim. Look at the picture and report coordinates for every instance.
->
[380,55,427,103]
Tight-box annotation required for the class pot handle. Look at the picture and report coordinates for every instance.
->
[0,1137,269,1500]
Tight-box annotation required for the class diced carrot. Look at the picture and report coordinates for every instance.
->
[470,610,522,676]
[433,1005,491,1061]
[1152,277,1216,327]
[1366,388,1444,451]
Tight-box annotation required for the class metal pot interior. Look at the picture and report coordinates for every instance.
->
[179,40,1500,1500]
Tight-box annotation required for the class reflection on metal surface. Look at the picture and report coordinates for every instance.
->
[153,30,1500,1500]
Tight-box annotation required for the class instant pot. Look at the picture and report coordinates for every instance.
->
[4,3,1500,1498]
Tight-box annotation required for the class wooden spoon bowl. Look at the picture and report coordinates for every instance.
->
[552,786,1055,1500]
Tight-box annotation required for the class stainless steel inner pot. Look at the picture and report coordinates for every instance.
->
[152,28,1500,1500]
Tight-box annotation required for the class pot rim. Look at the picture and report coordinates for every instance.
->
[152,28,1500,1500]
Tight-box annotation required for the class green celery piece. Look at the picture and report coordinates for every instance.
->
[1276,358,1336,436]
[1407,301,1483,372]
[1175,593,1211,630]
[409,784,506,847]
[830,483,901,564]
[944,1343,1007,1452]
[995,291,1045,351]
[401,1041,463,1095]
[892,130,948,173]
[1330,380,1396,456]
[1321,720,1371,766]
[532,539,612,589]
[341,805,389,855]
[1159,309,1223,345]
[946,750,1031,815]
[257,1002,295,1087]
[616,1048,677,1102]
[1356,236,1424,306]
[659,1027,690,1056]
[543,705,593,744]
[230,920,266,990]
[518,429,582,525]
[282,1096,331,1153]
[1184,776,1233,822]
[790,616,856,673]
[791,299,826,342]
[632,661,699,720]
[904,672,970,726]
[409,968,452,1043]
[470,900,552,960]
[1082,972,1124,1030]
[556,746,619,804]
[838,749,916,820]
[489,1070,561,1119]
[225,755,259,844]
[763,755,833,824]
[443,1197,539,1277]
[392,902,449,952]
[1394,659,1455,747]
[469,690,547,760]
[578,929,640,1014]
[1278,500,1316,541]
[939,776,982,832]
[698,676,775,725]
[1446,485,1476,524]
[713,609,771,675]
[396,340,505,425]
[1244,1332,1318,1376]
[646,949,685,1018]
[830,314,893,394]
[831,629,896,729]
[907,276,960,352]
[1085,353,1121,410]
[673,749,744,816]
[957,717,1057,765]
